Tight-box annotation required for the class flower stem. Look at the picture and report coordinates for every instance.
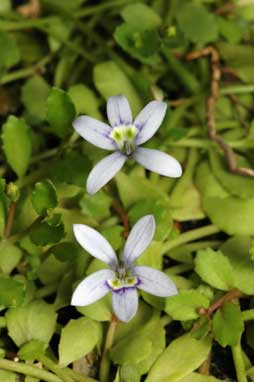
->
[232,342,247,382]
[4,202,17,238]
[161,224,220,255]
[99,316,118,382]
[39,355,74,382]
[0,359,61,382]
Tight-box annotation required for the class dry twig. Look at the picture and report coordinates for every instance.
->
[16,0,41,19]
[187,46,254,177]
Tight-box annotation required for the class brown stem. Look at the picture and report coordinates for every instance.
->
[4,202,17,239]
[16,0,41,18]
[111,200,129,238]
[186,47,254,177]
[198,289,243,317]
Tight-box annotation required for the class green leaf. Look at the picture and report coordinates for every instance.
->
[38,254,68,285]
[209,150,254,199]
[137,241,163,270]
[51,241,79,262]
[78,294,112,322]
[21,76,50,123]
[129,199,172,241]
[47,87,76,138]
[121,3,161,29]
[30,221,65,246]
[220,236,254,295]
[177,3,218,44]
[80,190,112,221]
[18,340,47,361]
[165,290,210,321]
[194,248,235,291]
[0,241,22,275]
[68,84,102,119]
[0,370,17,382]
[178,373,223,382]
[32,180,58,215]
[0,277,25,308]
[145,333,211,382]
[0,0,11,12]
[59,317,101,367]
[6,300,56,346]
[118,365,140,382]
[93,61,143,116]
[101,225,125,251]
[2,116,32,178]
[212,302,244,347]
[0,31,20,69]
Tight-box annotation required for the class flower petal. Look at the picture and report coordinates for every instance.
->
[134,266,178,297]
[134,100,167,145]
[73,116,115,150]
[133,147,182,178]
[112,288,138,322]
[123,215,155,265]
[107,95,133,127]
[71,269,114,306]
[86,152,127,195]
[73,224,118,266]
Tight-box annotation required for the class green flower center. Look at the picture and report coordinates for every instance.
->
[110,125,138,155]
[107,276,138,291]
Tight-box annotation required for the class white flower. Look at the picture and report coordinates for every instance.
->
[71,215,178,322]
[73,95,182,194]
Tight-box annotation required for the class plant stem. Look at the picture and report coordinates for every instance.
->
[242,310,254,321]
[40,355,74,382]
[75,0,133,18]
[0,359,61,382]
[161,224,220,255]
[99,316,118,382]
[232,342,247,382]
[4,202,17,238]
[166,264,193,275]
[221,85,254,95]
[36,283,58,298]
[64,368,98,382]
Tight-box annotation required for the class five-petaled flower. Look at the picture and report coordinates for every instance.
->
[73,95,182,195]
[71,215,177,322]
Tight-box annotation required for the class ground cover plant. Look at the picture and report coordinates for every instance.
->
[1,0,254,381]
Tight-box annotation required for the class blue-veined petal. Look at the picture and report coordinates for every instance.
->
[73,116,115,150]
[134,266,178,297]
[112,287,138,322]
[107,95,132,127]
[134,100,167,145]
[71,269,114,306]
[86,152,127,195]
[73,224,118,266]
[123,215,155,265]
[133,147,182,178]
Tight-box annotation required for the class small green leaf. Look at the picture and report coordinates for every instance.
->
[32,180,58,215]
[80,190,112,221]
[145,333,211,382]
[18,340,47,361]
[121,3,161,29]
[165,290,210,321]
[177,3,218,44]
[21,76,50,123]
[195,248,235,291]
[212,302,244,347]
[30,221,65,246]
[119,365,140,382]
[68,84,102,119]
[0,241,22,275]
[0,370,17,382]
[6,300,56,346]
[47,87,76,138]
[93,61,143,116]
[0,31,20,69]
[0,277,25,308]
[78,294,112,322]
[178,373,223,382]
[38,254,68,285]
[51,242,79,262]
[2,116,32,178]
[59,317,101,367]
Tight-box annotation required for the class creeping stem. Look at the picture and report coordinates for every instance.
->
[99,315,118,382]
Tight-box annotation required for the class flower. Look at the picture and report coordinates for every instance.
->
[71,215,177,322]
[73,95,182,194]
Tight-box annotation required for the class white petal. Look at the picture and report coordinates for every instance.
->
[73,116,115,150]
[71,269,114,306]
[112,288,138,322]
[107,95,132,127]
[134,100,167,145]
[134,266,178,297]
[73,224,118,266]
[123,215,155,265]
[86,152,127,195]
[133,147,182,178]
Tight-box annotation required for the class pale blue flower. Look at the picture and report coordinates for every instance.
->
[71,215,177,322]
[73,95,182,194]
